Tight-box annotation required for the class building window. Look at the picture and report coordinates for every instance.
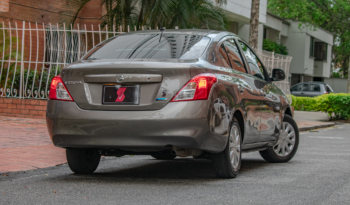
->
[314,42,328,61]
[309,36,315,57]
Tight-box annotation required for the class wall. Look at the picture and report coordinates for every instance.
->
[303,35,315,75]
[0,0,9,12]
[223,0,267,24]
[0,0,102,26]
[284,22,307,74]
[0,98,47,119]
[324,78,348,93]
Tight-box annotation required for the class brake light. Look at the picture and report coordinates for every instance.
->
[171,73,217,102]
[48,76,73,101]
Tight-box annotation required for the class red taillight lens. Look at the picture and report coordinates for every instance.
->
[171,73,217,102]
[48,76,73,101]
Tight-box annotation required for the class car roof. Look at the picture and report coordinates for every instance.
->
[294,81,326,86]
[120,29,239,38]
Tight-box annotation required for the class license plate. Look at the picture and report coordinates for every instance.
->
[102,85,140,105]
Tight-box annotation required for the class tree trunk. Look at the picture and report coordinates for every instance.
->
[107,0,113,31]
[249,0,260,49]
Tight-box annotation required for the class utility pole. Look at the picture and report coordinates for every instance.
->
[249,0,260,49]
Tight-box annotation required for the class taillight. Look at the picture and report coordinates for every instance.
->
[48,76,73,101]
[171,73,217,102]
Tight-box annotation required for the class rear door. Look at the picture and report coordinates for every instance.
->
[302,83,322,97]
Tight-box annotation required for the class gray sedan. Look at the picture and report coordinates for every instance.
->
[46,29,299,178]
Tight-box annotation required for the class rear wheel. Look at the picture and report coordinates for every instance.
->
[66,148,101,174]
[151,150,176,160]
[211,117,242,178]
[259,115,299,163]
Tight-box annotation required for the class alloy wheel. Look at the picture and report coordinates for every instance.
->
[273,122,296,157]
[229,124,241,170]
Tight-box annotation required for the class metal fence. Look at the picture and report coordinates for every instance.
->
[0,20,292,102]
[256,49,293,102]
[0,20,124,99]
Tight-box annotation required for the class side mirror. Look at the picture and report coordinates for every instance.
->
[271,68,285,81]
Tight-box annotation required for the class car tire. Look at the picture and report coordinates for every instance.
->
[259,114,299,163]
[211,117,242,178]
[151,150,176,160]
[66,148,101,174]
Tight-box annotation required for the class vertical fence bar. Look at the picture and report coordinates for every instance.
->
[134,26,136,31]
[3,22,12,97]
[70,24,74,64]
[128,25,130,32]
[77,24,81,60]
[37,23,46,98]
[55,23,60,75]
[113,25,116,36]
[20,21,26,99]
[84,24,88,53]
[10,22,19,97]
[44,23,54,98]
[91,25,95,47]
[63,23,67,66]
[0,21,5,90]
[31,22,39,98]
[25,22,32,97]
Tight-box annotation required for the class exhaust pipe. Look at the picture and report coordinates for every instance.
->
[172,147,202,157]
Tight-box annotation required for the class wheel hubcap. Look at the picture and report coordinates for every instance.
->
[229,125,241,170]
[273,122,296,157]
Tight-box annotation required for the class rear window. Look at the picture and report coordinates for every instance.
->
[83,33,210,60]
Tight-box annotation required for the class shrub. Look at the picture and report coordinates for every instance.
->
[291,94,350,120]
[263,39,289,55]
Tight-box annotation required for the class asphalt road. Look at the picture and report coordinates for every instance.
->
[1,124,350,205]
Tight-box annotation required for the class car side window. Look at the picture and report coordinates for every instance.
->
[222,40,247,73]
[291,84,302,91]
[238,41,266,80]
[218,44,231,68]
[305,84,321,92]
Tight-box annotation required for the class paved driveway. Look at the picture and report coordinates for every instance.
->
[1,123,349,204]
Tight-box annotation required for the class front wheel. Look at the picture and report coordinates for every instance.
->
[259,115,299,163]
[66,148,101,174]
[211,117,242,178]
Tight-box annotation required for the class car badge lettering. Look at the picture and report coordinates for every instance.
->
[115,87,127,102]
[117,75,125,82]
[65,81,82,85]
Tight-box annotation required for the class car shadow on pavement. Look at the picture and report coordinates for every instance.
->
[49,157,270,184]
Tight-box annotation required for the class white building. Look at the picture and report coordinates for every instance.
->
[221,0,334,86]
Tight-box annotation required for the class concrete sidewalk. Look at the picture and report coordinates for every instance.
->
[294,111,336,131]
[0,112,337,174]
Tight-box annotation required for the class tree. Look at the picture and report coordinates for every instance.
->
[249,0,260,49]
[63,0,228,31]
[268,0,350,81]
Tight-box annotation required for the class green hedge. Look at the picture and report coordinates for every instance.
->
[291,94,350,120]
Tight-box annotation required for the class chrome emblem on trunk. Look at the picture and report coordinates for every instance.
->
[117,75,125,82]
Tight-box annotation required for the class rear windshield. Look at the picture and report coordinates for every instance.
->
[83,33,210,60]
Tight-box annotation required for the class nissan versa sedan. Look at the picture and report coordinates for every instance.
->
[46,29,299,178]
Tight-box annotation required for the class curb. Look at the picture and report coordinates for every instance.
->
[298,122,335,132]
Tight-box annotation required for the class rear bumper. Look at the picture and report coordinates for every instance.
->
[46,100,227,153]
